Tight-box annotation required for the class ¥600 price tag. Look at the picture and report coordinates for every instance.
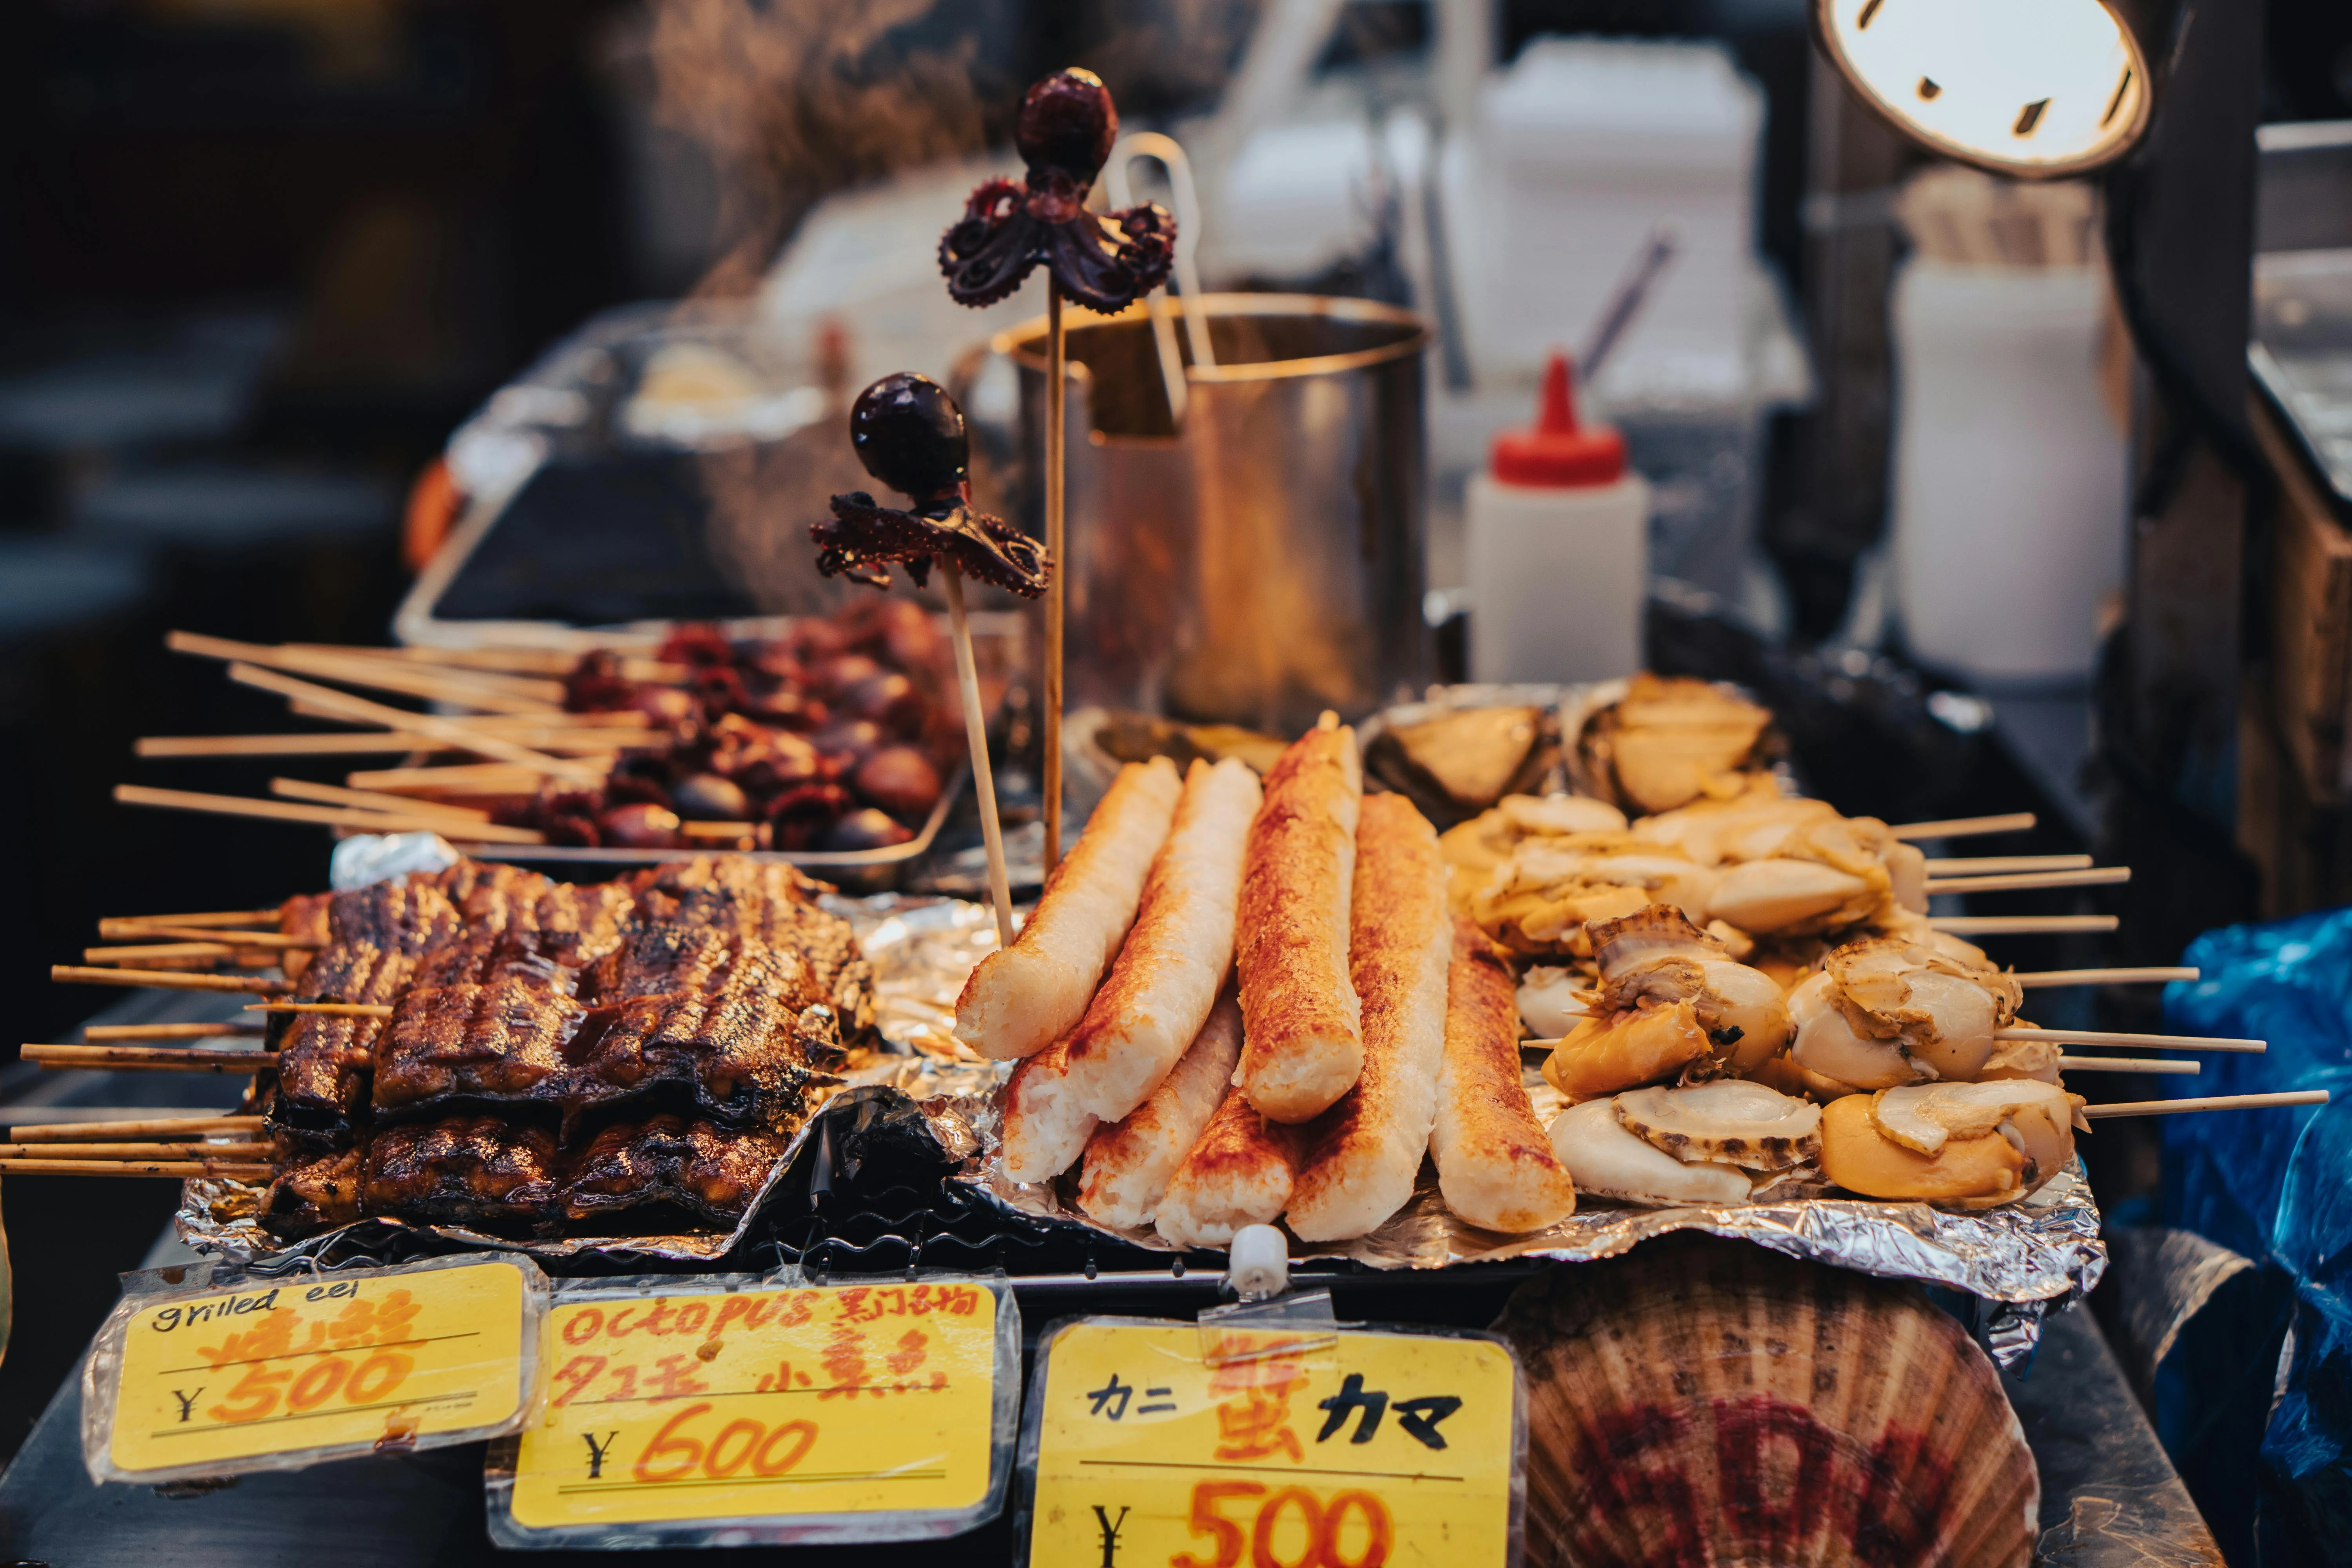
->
[500,1277,1011,1541]
[98,1256,535,1479]
[1024,1323,1521,1568]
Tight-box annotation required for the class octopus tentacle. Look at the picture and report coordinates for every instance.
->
[813,492,1052,600]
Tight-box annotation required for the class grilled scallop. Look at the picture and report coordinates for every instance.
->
[1868,1080,2085,1180]
[1818,1094,2029,1206]
[1548,1098,1753,1206]
[1515,965,1588,1039]
[1543,907,1793,1098]
[1614,1080,1823,1171]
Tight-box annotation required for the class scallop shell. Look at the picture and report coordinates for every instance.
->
[1495,1235,2037,1567]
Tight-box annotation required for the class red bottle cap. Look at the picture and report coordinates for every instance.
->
[1490,354,1625,487]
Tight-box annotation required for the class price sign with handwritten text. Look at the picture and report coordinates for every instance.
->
[500,1278,1011,1541]
[1023,1322,1521,1568]
[98,1256,534,1479]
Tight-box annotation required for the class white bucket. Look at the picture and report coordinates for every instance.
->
[1888,259,2127,684]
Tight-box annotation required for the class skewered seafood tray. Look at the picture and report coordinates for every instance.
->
[50,675,2320,1360]
[120,598,1022,885]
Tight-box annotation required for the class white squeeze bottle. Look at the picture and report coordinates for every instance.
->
[1465,353,1649,683]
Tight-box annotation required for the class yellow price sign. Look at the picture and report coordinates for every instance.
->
[104,1258,531,1477]
[1025,1322,1521,1568]
[506,1278,1007,1535]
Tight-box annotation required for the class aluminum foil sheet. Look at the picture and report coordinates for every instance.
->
[956,1103,2105,1366]
[175,891,2107,1361]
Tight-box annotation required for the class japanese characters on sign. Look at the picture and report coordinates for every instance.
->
[95,1256,536,1480]
[1024,1322,1521,1568]
[502,1277,1011,1539]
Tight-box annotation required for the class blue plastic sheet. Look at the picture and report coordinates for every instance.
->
[2166,909,2352,1563]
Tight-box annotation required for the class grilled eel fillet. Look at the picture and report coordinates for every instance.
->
[267,1112,789,1236]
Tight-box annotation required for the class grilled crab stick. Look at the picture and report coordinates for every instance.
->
[1818,1080,2085,1209]
[1540,906,1791,1100]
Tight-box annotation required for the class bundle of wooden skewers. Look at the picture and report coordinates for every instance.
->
[119,606,973,856]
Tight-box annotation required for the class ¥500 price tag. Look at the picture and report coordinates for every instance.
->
[495,1276,1014,1545]
[92,1255,538,1482]
[1023,1322,1521,1568]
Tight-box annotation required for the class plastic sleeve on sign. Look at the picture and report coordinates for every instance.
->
[482,1269,1020,1550]
[81,1251,550,1487]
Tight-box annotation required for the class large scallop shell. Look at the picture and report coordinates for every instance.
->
[1494,1235,2037,1567]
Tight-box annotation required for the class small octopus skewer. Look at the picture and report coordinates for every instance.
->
[812,374,1052,945]
[938,67,1176,873]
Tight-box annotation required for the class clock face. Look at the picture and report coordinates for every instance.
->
[1818,0,2151,177]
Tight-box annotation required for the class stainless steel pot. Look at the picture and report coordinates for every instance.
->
[993,293,1432,736]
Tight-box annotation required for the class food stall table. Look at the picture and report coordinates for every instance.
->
[0,1009,2222,1564]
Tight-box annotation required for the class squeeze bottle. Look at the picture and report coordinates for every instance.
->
[1465,354,1649,682]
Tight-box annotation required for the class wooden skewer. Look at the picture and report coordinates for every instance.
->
[114,784,548,845]
[344,762,567,797]
[84,941,245,966]
[0,1159,275,1178]
[1043,282,1067,874]
[1923,866,2130,895]
[84,1021,265,1042]
[2015,967,2199,987]
[283,700,644,734]
[98,908,279,935]
[22,1044,276,1072]
[270,777,492,823]
[1923,854,2092,875]
[245,1001,393,1018]
[169,631,565,714]
[227,663,604,784]
[329,706,649,731]
[1889,812,2037,841]
[10,1115,265,1141]
[2082,1089,2329,1118]
[279,643,574,701]
[287,710,644,738]
[2056,1055,2200,1075]
[51,964,286,995]
[105,926,302,953]
[943,561,1016,949]
[0,1142,274,1160]
[1997,1027,2265,1053]
[341,643,687,683]
[138,731,630,759]
[1929,915,2118,934]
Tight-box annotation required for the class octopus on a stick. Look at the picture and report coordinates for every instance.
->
[812,373,1051,944]
[938,69,1175,314]
[813,374,1051,599]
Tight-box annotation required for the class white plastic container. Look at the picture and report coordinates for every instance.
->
[1468,356,1650,682]
[1889,259,2127,684]
[1448,38,1763,391]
